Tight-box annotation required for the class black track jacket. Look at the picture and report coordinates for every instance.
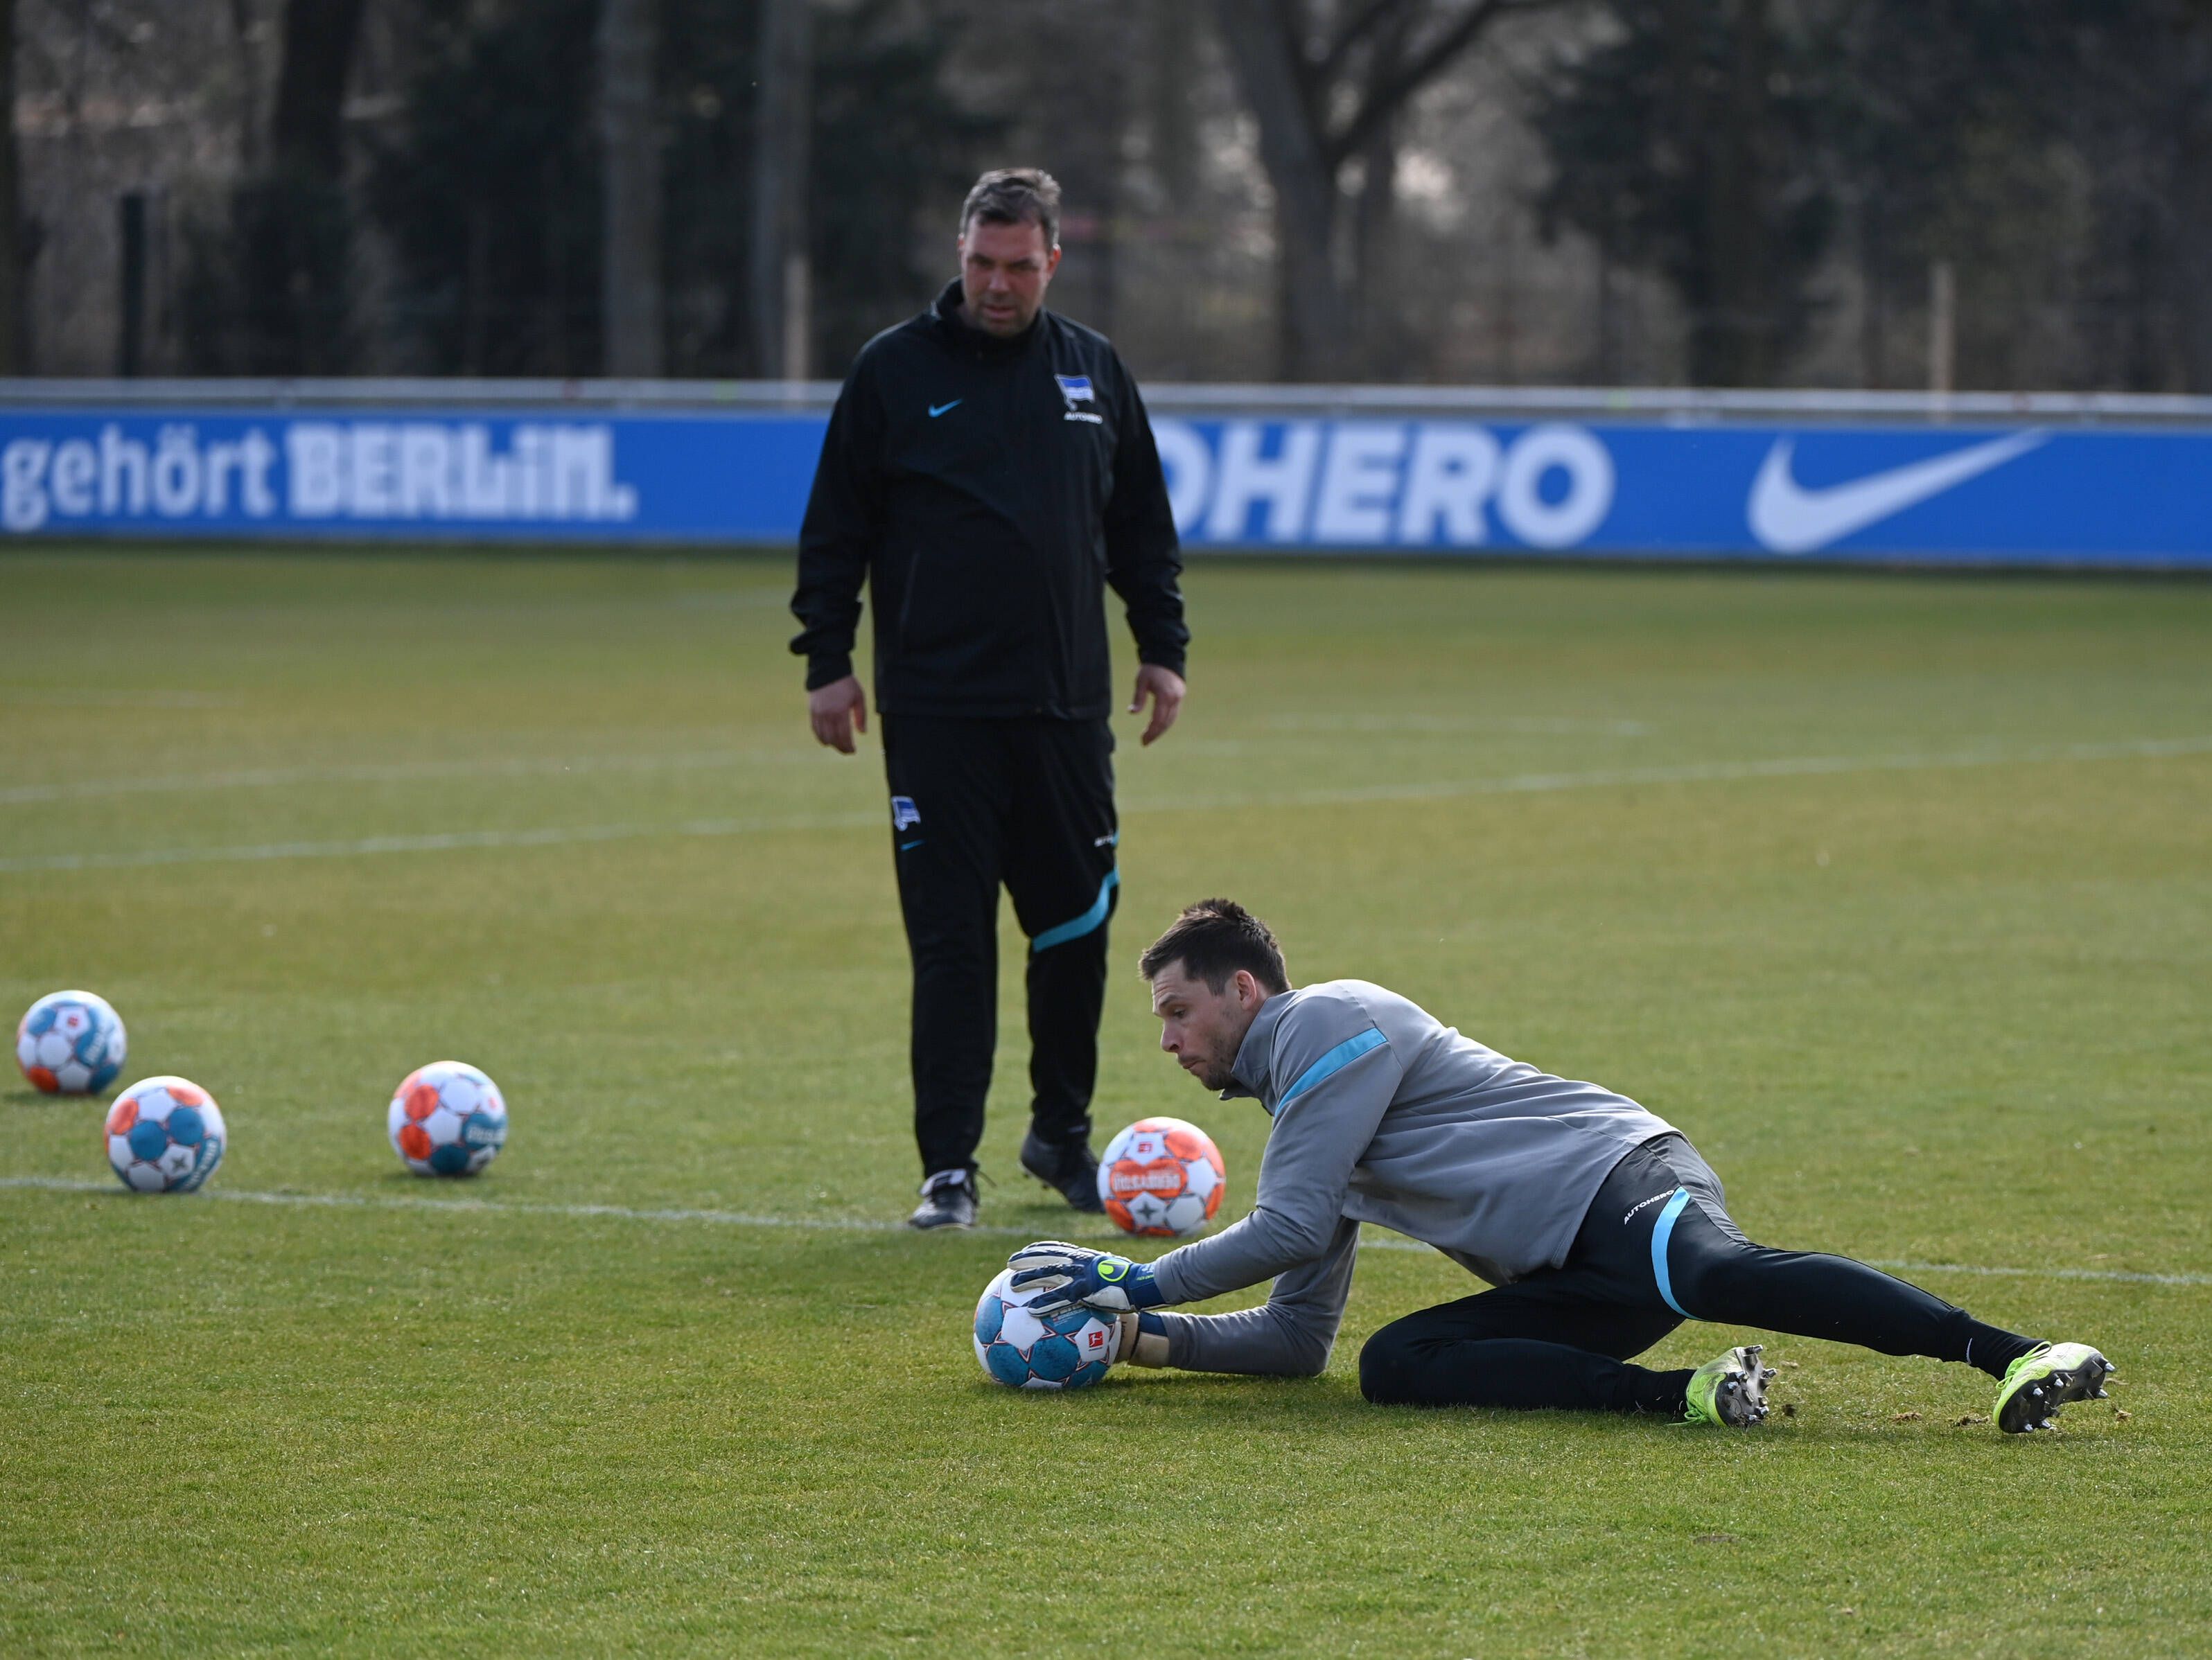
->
[789,280,1188,720]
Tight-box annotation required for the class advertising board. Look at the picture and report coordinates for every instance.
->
[3,393,2206,566]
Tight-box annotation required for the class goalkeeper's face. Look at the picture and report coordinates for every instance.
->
[1150,962,1269,1093]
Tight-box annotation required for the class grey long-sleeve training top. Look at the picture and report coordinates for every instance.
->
[1148,980,1675,1376]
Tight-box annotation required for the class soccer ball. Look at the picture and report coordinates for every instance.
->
[105,1077,226,1193]
[387,1061,508,1176]
[1098,1115,1226,1238]
[17,990,127,1095]
[972,1268,1121,1390]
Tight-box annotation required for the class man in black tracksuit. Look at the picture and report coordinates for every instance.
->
[789,168,1189,1229]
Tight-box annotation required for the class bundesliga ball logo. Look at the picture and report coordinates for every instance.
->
[1098,1115,1227,1238]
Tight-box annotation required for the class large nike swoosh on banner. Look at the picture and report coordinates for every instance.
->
[1748,429,2050,554]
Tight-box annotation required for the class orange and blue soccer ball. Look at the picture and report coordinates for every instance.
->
[17,990,127,1095]
[387,1061,508,1176]
[972,1268,1121,1390]
[105,1077,226,1193]
[1098,1115,1226,1239]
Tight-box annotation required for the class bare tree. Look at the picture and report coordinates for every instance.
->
[599,0,662,376]
[749,0,810,378]
[1213,0,1547,380]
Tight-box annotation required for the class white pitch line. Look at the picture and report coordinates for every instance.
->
[4,734,2209,877]
[1,1176,2204,1287]
[0,1174,1057,1240]
[1155,734,2212,816]
[0,810,883,873]
[0,746,825,807]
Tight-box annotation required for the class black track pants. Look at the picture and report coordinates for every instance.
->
[1358,1135,2039,1413]
[881,714,1118,1178]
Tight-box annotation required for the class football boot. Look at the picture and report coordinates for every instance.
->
[1995,1341,2114,1433]
[1020,1128,1105,1213]
[907,1169,978,1230]
[1682,1343,1777,1427]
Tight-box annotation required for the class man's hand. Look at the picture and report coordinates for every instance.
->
[1129,664,1186,746]
[808,676,868,754]
[1008,1240,1165,1315]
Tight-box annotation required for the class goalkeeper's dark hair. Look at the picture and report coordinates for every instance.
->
[1139,899,1290,996]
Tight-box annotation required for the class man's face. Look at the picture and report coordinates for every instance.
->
[1151,963,1265,1093]
[958,216,1060,337]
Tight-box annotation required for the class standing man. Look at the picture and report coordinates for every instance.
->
[791,168,1190,1230]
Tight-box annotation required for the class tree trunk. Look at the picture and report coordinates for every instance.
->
[599,0,664,377]
[1858,194,1885,388]
[229,0,263,174]
[236,0,366,372]
[1657,0,1714,382]
[1213,0,1346,380]
[270,0,366,179]
[748,0,811,378]
[0,0,18,375]
[1148,0,1200,217]
[1351,112,1400,377]
[1710,0,1771,385]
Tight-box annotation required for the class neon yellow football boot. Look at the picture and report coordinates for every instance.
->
[1995,1341,2114,1433]
[1683,1343,1776,1427]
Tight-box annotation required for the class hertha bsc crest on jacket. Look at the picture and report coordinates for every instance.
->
[1056,374,1103,425]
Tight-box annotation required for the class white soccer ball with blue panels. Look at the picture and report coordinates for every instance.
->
[105,1076,226,1193]
[387,1060,508,1176]
[972,1268,1121,1390]
[17,989,128,1095]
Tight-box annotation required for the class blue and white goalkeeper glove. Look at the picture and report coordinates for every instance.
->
[1008,1241,1166,1315]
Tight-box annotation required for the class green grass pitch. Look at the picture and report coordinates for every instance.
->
[4,549,2210,1656]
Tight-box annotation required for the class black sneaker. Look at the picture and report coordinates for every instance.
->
[907,1170,977,1230]
[1020,1129,1105,1213]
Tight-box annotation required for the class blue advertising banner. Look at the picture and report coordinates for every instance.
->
[3,403,2209,565]
[1149,418,2212,564]
[0,409,821,542]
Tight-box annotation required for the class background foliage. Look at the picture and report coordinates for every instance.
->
[15,0,2212,386]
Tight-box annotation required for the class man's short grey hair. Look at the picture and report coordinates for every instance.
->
[960,168,1062,251]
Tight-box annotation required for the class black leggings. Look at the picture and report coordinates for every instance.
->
[1358,1136,2037,1413]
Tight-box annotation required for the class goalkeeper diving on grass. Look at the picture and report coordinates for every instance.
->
[1010,900,2111,1432]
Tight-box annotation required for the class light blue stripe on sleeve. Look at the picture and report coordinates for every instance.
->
[1272,1026,1387,1116]
[1650,1187,1693,1316]
[1030,869,1118,953]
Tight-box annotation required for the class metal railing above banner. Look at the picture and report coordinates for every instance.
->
[3,379,2210,565]
[9,378,2212,425]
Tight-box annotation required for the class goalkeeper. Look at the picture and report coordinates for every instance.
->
[1011,899,2110,1432]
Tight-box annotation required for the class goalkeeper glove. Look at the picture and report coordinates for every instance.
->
[1008,1240,1166,1315]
